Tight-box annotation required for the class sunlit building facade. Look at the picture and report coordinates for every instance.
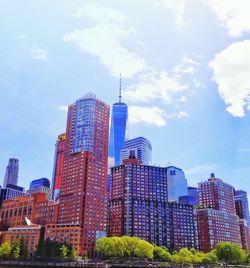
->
[120,136,152,165]
[55,93,110,256]
[108,160,197,251]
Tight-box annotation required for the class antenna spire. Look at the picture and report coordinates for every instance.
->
[119,73,122,103]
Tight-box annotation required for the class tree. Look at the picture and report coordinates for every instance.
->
[153,245,171,262]
[59,244,69,260]
[134,239,154,260]
[11,239,21,260]
[215,242,246,264]
[1,241,11,259]
[68,247,77,260]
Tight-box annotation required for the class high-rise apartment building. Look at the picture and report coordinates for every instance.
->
[166,166,188,202]
[120,136,152,165]
[108,159,197,251]
[198,173,235,214]
[52,133,66,201]
[53,93,110,256]
[234,190,250,226]
[197,174,241,252]
[108,81,128,167]
[197,208,241,252]
[3,158,19,188]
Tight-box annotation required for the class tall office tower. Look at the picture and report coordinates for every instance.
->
[108,78,128,167]
[51,133,66,200]
[166,166,188,202]
[108,159,197,251]
[197,174,241,252]
[55,93,110,256]
[3,158,19,188]
[235,190,250,226]
[198,173,236,214]
[120,136,152,165]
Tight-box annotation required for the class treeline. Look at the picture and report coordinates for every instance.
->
[96,236,250,265]
[35,238,77,261]
[0,238,77,261]
[0,238,26,260]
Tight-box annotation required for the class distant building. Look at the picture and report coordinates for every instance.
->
[29,178,50,191]
[188,187,199,206]
[120,136,152,165]
[179,195,196,206]
[239,219,250,252]
[108,159,197,251]
[0,184,29,208]
[234,190,250,226]
[109,80,128,167]
[166,166,188,202]
[3,158,19,188]
[52,133,66,201]
[28,186,52,200]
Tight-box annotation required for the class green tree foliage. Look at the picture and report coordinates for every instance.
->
[153,245,171,262]
[34,238,77,261]
[96,236,155,260]
[134,239,154,259]
[215,242,246,264]
[59,244,69,260]
[0,241,11,259]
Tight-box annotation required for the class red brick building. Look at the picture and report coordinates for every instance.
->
[197,174,242,252]
[0,192,58,229]
[52,93,110,256]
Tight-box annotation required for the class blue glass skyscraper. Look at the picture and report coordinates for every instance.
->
[109,78,128,167]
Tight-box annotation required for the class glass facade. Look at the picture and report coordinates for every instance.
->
[109,102,128,166]
[29,178,50,191]
[120,136,152,165]
[235,190,250,227]
[72,93,96,154]
[166,166,188,202]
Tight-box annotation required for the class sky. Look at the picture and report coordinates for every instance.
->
[1,0,250,195]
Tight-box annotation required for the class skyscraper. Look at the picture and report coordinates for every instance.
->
[51,133,66,200]
[52,93,110,256]
[3,158,19,188]
[120,136,152,165]
[108,77,128,167]
[166,166,188,202]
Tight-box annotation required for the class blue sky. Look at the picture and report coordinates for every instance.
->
[1,0,250,195]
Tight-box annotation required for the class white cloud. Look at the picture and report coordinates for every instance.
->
[204,0,250,37]
[209,40,250,117]
[129,106,167,127]
[64,4,146,78]
[155,0,186,30]
[57,106,68,112]
[123,70,187,103]
[30,45,48,61]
